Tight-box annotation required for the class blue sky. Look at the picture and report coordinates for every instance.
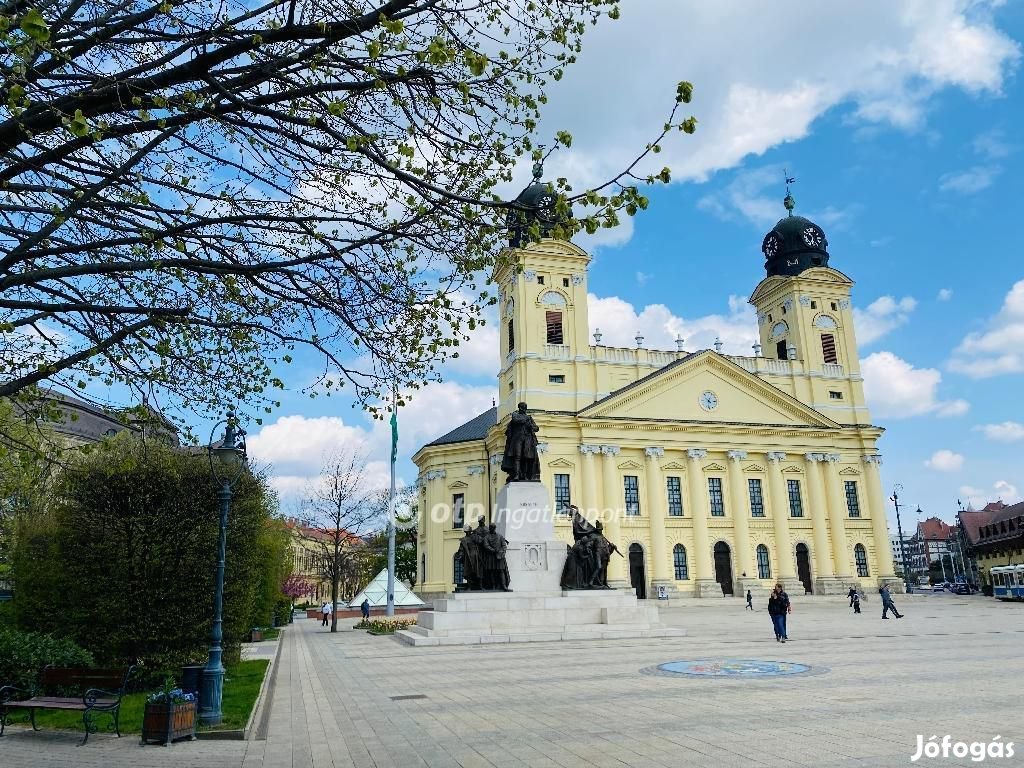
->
[239,1,1023,530]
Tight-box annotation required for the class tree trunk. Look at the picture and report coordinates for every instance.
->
[330,544,340,633]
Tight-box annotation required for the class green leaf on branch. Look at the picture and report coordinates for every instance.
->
[19,8,50,42]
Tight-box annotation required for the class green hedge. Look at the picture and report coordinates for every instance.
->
[0,628,94,690]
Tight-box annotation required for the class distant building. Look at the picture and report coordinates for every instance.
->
[913,516,953,578]
[889,533,914,576]
[956,502,1008,586]
[968,501,1024,589]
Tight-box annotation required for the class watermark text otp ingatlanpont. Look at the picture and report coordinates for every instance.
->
[911,735,1014,763]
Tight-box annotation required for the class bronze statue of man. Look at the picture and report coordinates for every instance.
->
[500,402,540,483]
[483,523,512,591]
[454,525,482,590]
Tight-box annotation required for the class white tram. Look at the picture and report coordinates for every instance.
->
[990,564,1024,601]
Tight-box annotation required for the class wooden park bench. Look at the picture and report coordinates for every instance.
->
[0,665,134,745]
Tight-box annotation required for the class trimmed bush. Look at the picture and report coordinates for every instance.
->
[0,628,94,690]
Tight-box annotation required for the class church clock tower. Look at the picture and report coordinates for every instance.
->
[494,166,592,419]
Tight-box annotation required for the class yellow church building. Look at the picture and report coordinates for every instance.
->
[413,181,897,600]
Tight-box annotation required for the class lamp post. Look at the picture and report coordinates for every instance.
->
[890,485,911,594]
[199,410,247,726]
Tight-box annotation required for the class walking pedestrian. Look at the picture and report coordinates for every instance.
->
[745,589,753,611]
[848,587,857,607]
[768,586,787,642]
[321,601,331,627]
[360,598,370,620]
[880,584,904,619]
[779,584,791,640]
[852,591,861,614]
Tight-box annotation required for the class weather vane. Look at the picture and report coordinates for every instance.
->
[783,168,796,216]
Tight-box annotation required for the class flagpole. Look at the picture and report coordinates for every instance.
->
[386,386,397,617]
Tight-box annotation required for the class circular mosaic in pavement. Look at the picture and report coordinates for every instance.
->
[647,659,816,678]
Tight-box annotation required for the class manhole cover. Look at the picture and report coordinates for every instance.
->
[648,659,815,677]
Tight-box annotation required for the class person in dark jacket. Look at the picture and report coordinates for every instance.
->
[852,591,861,614]
[881,584,903,619]
[767,586,787,642]
[848,587,857,607]
[360,598,370,619]
[745,590,753,610]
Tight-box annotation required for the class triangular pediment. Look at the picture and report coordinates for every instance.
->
[448,480,469,489]
[579,350,840,429]
[617,459,642,470]
[781,465,803,473]
[548,457,575,468]
[703,462,726,471]
[745,463,766,473]
[838,467,861,476]
[662,461,686,470]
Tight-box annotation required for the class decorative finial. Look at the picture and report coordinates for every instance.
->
[593,328,602,344]
[634,331,644,348]
[752,342,762,357]
[532,146,546,181]
[713,337,723,353]
[675,335,685,352]
[783,168,796,216]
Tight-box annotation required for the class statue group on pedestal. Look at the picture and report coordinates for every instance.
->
[455,516,512,591]
[560,507,623,590]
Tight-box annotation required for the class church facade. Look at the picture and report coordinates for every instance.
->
[413,185,897,599]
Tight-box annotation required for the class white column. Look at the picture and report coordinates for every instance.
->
[863,454,897,578]
[579,444,601,518]
[686,448,715,590]
[822,453,853,577]
[766,452,796,580]
[727,450,753,580]
[645,447,670,583]
[805,453,834,579]
[601,445,626,586]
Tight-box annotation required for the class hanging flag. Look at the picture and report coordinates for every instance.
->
[390,404,398,465]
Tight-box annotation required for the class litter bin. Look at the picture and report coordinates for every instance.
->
[180,665,204,710]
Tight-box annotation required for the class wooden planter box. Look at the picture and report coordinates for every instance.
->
[141,700,196,745]
[249,629,264,642]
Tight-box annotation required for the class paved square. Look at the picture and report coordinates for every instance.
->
[2,593,1021,767]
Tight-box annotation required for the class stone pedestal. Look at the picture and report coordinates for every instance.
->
[813,576,852,596]
[494,482,567,593]
[397,481,683,646]
[695,579,724,598]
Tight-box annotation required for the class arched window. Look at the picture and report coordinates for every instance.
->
[540,290,567,306]
[673,544,688,580]
[453,554,464,588]
[854,544,869,577]
[756,544,771,579]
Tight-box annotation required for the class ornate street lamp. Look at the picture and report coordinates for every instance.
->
[199,410,248,726]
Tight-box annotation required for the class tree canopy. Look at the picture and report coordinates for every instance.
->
[0,0,694,424]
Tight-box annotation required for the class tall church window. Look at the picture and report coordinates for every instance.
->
[748,479,765,517]
[452,493,465,529]
[673,544,689,580]
[854,544,870,577]
[554,474,571,514]
[787,479,803,517]
[708,477,725,516]
[507,319,515,351]
[845,481,861,518]
[623,475,640,515]
[545,311,563,344]
[666,477,683,516]
[821,333,838,364]
[756,544,771,579]
[776,340,788,360]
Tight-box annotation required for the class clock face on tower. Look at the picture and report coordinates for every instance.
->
[536,193,556,221]
[802,226,823,248]
[762,233,780,257]
[699,390,719,411]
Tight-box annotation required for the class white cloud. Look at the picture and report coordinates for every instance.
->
[697,165,857,228]
[948,279,1024,377]
[861,351,969,419]
[937,288,953,301]
[588,293,757,355]
[524,0,1019,242]
[635,271,653,287]
[974,421,1024,442]
[938,165,999,193]
[960,481,1022,508]
[972,128,1013,159]
[924,449,965,472]
[854,295,918,346]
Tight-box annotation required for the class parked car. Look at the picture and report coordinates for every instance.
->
[952,583,975,595]
[932,584,945,592]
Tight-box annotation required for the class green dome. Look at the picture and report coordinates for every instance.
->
[506,166,572,247]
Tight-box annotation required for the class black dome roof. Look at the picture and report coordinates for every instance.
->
[761,212,829,277]
[506,162,572,247]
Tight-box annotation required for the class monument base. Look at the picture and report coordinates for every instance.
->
[395,589,684,646]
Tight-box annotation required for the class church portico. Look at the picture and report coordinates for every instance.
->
[413,182,897,600]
